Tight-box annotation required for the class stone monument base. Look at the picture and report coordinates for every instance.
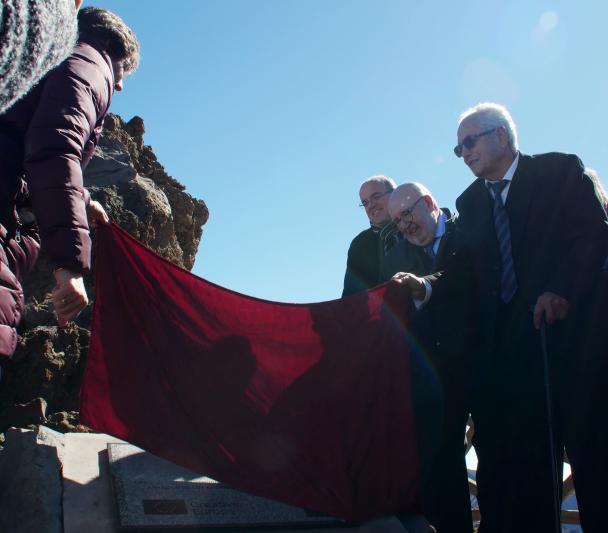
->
[0,427,429,533]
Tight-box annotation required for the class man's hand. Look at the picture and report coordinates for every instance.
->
[86,200,109,227]
[52,269,88,326]
[533,291,569,329]
[391,272,426,300]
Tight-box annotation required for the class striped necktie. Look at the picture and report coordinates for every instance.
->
[488,181,517,303]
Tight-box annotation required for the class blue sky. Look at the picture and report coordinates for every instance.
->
[91,0,608,303]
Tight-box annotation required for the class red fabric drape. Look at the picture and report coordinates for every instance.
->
[80,223,422,521]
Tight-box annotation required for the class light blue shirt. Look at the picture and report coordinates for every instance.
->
[416,212,447,308]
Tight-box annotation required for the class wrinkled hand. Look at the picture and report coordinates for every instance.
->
[391,272,426,300]
[533,291,569,329]
[52,269,88,326]
[86,200,109,227]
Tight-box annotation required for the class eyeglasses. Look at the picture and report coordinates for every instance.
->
[359,190,392,208]
[392,196,424,226]
[453,128,496,158]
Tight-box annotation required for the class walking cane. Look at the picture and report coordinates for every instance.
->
[539,314,561,533]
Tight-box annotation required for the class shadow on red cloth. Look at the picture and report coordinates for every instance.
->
[80,223,424,521]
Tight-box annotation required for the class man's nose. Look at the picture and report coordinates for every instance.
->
[114,80,123,91]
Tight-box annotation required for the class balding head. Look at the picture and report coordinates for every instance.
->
[388,183,441,247]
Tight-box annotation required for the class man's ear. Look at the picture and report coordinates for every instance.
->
[496,126,510,148]
[423,195,435,211]
[75,0,84,10]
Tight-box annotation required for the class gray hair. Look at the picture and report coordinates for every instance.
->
[78,7,140,74]
[360,175,397,192]
[0,0,78,113]
[458,102,519,152]
[586,168,608,209]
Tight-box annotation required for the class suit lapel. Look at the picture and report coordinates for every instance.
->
[505,154,535,255]
[435,220,453,268]
[471,179,494,228]
[414,245,433,274]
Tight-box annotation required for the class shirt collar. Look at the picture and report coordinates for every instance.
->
[435,211,446,240]
[485,151,520,186]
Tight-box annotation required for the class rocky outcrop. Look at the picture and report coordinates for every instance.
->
[0,114,208,433]
[86,114,208,271]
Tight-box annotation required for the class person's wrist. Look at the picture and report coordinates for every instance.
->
[53,267,82,283]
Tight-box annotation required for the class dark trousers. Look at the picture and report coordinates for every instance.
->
[562,275,608,533]
[471,295,565,533]
[409,316,473,532]
[425,390,472,533]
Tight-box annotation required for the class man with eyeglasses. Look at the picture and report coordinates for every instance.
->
[449,102,608,532]
[387,183,477,533]
[342,175,403,296]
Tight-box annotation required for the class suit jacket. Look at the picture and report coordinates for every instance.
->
[383,213,478,384]
[381,236,427,282]
[455,152,608,346]
[422,218,478,386]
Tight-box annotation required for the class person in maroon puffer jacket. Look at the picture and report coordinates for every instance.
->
[0,6,139,357]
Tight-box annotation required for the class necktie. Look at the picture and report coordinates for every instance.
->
[488,181,517,303]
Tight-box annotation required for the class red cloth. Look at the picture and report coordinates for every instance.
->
[80,223,422,521]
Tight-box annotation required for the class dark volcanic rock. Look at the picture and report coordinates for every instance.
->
[0,324,90,433]
[1,114,208,434]
[90,114,208,270]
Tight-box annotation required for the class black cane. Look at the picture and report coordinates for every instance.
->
[539,315,561,533]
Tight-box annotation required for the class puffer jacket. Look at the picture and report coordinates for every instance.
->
[0,40,115,357]
[0,39,115,273]
[0,198,40,356]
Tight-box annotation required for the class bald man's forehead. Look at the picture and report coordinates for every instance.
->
[388,190,412,214]
[391,188,417,205]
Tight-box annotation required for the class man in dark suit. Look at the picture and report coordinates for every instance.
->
[342,175,402,296]
[448,102,608,532]
[387,183,476,533]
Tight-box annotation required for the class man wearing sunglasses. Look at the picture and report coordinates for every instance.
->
[451,102,608,532]
[342,175,403,296]
[387,183,477,533]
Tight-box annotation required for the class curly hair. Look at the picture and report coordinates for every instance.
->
[77,7,140,74]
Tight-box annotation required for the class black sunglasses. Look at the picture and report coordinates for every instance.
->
[454,128,496,158]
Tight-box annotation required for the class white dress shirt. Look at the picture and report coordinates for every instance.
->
[486,152,519,202]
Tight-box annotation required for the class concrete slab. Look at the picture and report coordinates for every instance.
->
[62,432,127,533]
[108,442,345,529]
[61,433,414,532]
[0,427,64,533]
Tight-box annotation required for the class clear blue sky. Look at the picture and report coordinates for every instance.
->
[91,0,608,303]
